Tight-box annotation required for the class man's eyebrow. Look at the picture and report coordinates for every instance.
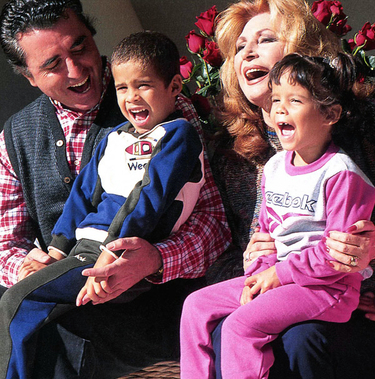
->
[40,55,59,70]
[71,35,87,49]
[39,35,87,69]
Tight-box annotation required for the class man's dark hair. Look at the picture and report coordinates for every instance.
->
[0,0,96,75]
[111,31,180,87]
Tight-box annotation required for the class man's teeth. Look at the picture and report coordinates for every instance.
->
[71,77,89,88]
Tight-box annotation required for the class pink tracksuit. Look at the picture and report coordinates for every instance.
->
[180,145,375,378]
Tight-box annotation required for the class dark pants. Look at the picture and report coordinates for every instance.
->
[212,310,375,379]
[0,241,205,379]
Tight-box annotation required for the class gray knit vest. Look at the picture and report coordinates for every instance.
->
[3,80,125,250]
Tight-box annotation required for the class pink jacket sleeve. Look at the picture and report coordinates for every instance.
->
[274,170,375,287]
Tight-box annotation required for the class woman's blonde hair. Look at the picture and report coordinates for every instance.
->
[215,0,341,160]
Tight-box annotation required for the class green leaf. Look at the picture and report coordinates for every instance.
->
[368,55,375,69]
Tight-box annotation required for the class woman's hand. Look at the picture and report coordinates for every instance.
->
[326,220,375,273]
[243,228,276,271]
[358,292,375,321]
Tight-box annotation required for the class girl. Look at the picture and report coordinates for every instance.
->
[180,53,375,379]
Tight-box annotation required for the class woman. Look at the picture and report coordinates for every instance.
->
[207,0,375,377]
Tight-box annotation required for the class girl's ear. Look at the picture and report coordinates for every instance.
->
[170,74,183,96]
[326,104,342,125]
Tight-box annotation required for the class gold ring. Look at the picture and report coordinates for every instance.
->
[350,256,359,267]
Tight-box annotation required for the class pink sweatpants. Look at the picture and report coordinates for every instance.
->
[180,256,360,379]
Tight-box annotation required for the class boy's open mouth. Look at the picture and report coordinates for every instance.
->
[130,109,149,122]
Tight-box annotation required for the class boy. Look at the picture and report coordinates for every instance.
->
[0,31,205,379]
[48,31,205,305]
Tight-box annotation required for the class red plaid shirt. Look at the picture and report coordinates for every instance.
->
[0,64,230,287]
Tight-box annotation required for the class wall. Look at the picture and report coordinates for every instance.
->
[0,0,374,127]
[0,0,142,127]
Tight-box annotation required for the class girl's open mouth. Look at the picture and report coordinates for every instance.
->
[278,122,295,137]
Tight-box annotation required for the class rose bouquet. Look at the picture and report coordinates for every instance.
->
[311,0,375,79]
[179,6,222,127]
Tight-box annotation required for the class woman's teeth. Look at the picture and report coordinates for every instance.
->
[245,68,267,80]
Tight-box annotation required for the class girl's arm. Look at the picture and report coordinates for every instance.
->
[275,170,375,287]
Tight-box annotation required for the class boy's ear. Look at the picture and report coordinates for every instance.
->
[170,74,183,96]
[326,104,342,125]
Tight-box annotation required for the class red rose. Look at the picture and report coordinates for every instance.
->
[329,17,352,36]
[311,0,351,36]
[347,38,356,51]
[194,5,218,37]
[185,30,206,53]
[179,56,193,79]
[191,94,212,118]
[311,0,333,25]
[354,22,375,51]
[202,40,222,67]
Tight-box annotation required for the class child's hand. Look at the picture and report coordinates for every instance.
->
[76,247,117,306]
[240,285,254,305]
[48,247,67,261]
[18,255,57,281]
[241,266,280,305]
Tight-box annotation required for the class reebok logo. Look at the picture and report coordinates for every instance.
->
[265,191,316,213]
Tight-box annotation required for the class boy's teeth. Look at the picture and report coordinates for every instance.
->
[131,109,148,121]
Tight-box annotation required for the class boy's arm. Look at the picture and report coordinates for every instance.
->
[49,135,109,254]
[150,96,231,282]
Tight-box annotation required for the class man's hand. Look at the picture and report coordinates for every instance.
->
[243,228,276,271]
[80,237,162,305]
[76,248,117,306]
[18,248,57,281]
[326,220,375,273]
[240,266,280,305]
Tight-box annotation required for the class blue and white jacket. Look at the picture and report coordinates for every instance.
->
[50,112,205,255]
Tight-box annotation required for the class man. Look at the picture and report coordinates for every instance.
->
[0,1,231,377]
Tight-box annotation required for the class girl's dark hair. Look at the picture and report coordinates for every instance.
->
[111,31,180,87]
[269,53,375,150]
[0,0,96,75]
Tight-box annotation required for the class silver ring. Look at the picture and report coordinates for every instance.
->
[350,255,359,267]
[244,252,251,262]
